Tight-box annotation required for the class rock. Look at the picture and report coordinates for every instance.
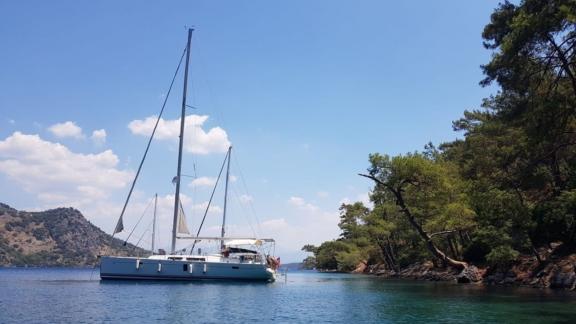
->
[457,266,481,283]
[550,272,576,289]
[352,260,368,273]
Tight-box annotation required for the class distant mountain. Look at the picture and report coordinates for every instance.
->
[0,203,147,266]
[279,262,304,271]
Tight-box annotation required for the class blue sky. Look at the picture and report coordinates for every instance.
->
[0,1,500,261]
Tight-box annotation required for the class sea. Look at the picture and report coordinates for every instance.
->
[0,268,575,323]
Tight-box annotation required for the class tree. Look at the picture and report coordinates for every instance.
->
[449,0,576,256]
[338,203,370,240]
[360,153,475,270]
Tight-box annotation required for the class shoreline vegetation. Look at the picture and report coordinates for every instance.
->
[303,0,576,291]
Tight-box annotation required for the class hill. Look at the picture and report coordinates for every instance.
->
[0,203,147,266]
[278,262,304,272]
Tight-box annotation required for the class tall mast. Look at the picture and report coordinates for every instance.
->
[171,28,193,253]
[221,146,232,249]
[152,193,157,253]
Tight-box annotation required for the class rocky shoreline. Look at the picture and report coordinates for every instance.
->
[361,246,576,290]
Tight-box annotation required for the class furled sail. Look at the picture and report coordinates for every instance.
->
[113,216,124,234]
[177,201,190,234]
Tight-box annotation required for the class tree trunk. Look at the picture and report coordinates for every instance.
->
[395,189,468,270]
[384,241,399,272]
[359,173,469,270]
[447,236,458,259]
[387,237,399,268]
[378,240,395,271]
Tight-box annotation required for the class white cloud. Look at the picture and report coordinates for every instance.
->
[339,192,373,208]
[0,132,132,210]
[190,201,223,214]
[128,114,231,155]
[48,121,84,139]
[8,119,15,124]
[189,175,237,188]
[239,194,253,204]
[261,218,288,231]
[154,194,222,216]
[260,198,341,262]
[288,196,319,212]
[91,129,107,145]
[190,176,216,187]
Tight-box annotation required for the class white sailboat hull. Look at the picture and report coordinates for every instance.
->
[100,256,276,282]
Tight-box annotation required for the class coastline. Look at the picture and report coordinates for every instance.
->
[361,250,576,290]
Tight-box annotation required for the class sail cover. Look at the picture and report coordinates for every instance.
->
[177,201,190,234]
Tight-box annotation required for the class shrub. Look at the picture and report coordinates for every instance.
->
[486,245,519,267]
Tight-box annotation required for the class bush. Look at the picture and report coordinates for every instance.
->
[32,227,50,240]
[335,248,364,272]
[315,240,351,270]
[486,245,519,267]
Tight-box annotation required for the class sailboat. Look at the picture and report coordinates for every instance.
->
[100,29,278,282]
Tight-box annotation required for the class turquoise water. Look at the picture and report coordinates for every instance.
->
[0,268,575,323]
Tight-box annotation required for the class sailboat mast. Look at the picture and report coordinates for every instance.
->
[152,193,157,253]
[171,28,193,254]
[221,146,232,249]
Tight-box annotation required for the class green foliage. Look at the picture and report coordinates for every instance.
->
[305,0,576,272]
[338,202,370,240]
[301,244,318,254]
[486,246,520,267]
[314,240,352,270]
[302,256,316,270]
[335,245,364,272]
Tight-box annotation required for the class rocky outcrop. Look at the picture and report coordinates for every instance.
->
[483,245,576,289]
[371,261,460,281]
[367,244,576,290]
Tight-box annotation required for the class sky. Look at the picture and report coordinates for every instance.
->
[0,0,502,262]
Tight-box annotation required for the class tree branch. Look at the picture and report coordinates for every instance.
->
[429,230,459,238]
[358,173,398,196]
[547,34,576,97]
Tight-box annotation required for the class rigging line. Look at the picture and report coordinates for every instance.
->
[134,228,150,254]
[232,152,263,235]
[230,185,257,237]
[112,46,187,237]
[191,162,198,221]
[190,149,230,254]
[133,216,156,254]
[123,197,154,246]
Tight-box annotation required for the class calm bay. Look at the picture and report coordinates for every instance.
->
[1,268,575,323]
